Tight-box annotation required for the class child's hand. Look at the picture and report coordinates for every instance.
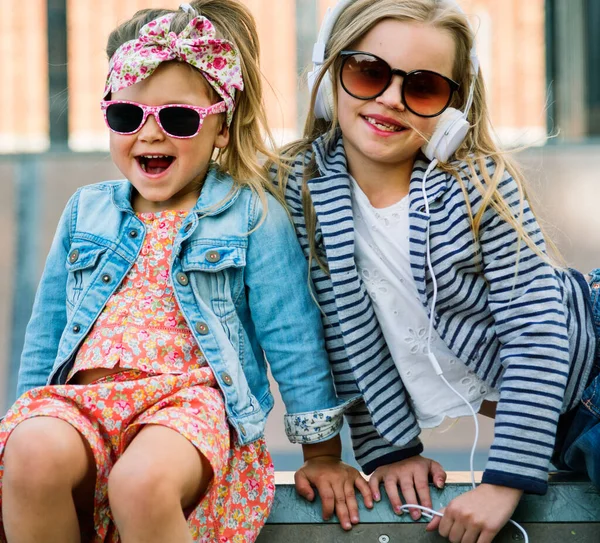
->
[295,456,373,531]
[426,483,523,542]
[368,455,446,519]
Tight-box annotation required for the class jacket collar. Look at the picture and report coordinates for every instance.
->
[310,130,451,210]
[311,130,349,177]
[111,165,241,216]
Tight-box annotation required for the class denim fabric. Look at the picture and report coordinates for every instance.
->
[15,167,353,445]
[554,268,600,486]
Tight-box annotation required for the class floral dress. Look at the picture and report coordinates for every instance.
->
[0,211,275,543]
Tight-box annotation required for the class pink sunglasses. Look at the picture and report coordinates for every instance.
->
[100,100,227,138]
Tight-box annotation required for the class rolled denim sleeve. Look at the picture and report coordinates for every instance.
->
[245,193,356,443]
[284,397,361,444]
[16,192,77,397]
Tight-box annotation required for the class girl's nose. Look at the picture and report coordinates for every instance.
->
[138,113,165,143]
[375,74,406,112]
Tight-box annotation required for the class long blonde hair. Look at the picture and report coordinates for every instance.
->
[273,0,559,272]
[106,0,284,214]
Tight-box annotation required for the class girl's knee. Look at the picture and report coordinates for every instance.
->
[3,417,90,490]
[108,460,178,520]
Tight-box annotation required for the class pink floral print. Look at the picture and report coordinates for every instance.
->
[68,211,206,380]
[104,14,243,126]
[0,370,275,542]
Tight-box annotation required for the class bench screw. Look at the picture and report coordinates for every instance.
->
[379,536,390,543]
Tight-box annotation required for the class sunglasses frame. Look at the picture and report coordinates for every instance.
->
[339,50,460,118]
[100,100,228,139]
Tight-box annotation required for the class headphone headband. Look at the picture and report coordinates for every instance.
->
[308,0,355,120]
[311,0,355,66]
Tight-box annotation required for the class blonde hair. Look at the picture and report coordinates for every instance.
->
[106,0,285,216]
[272,0,560,273]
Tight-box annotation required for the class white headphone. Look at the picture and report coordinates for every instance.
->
[307,0,480,163]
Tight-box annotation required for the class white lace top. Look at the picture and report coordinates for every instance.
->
[350,177,499,428]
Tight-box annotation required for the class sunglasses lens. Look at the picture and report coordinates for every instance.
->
[105,103,144,133]
[159,107,201,137]
[341,54,390,99]
[404,71,453,116]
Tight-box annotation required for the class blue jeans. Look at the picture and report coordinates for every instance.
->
[553,268,600,486]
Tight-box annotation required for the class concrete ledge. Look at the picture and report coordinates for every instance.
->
[257,472,600,542]
[258,523,595,542]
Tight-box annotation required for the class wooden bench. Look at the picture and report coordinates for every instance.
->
[257,472,600,542]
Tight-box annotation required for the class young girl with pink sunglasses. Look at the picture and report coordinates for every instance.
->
[0,2,370,541]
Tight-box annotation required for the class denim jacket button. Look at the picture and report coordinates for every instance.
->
[239,424,246,436]
[221,372,233,386]
[129,229,138,238]
[176,272,189,286]
[68,249,79,263]
[101,274,111,283]
[195,322,209,335]
[72,324,81,333]
[206,251,221,263]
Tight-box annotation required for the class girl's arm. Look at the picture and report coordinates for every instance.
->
[245,193,349,435]
[244,194,371,527]
[474,164,569,495]
[16,192,77,397]
[428,162,570,541]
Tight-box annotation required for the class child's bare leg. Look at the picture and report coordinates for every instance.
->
[108,424,213,543]
[2,417,96,543]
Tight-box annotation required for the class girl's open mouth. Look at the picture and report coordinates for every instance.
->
[136,155,175,175]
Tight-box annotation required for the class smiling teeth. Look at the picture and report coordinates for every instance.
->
[139,155,171,173]
[365,117,402,132]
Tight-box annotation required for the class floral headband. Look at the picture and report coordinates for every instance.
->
[104,13,243,126]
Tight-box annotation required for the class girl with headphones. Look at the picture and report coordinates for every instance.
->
[271,1,600,542]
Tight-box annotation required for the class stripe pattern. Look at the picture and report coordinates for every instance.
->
[277,133,596,493]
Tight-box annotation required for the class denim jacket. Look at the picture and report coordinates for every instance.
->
[17,167,354,445]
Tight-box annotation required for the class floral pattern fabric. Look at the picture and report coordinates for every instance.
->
[104,14,243,126]
[283,398,360,444]
[68,211,206,380]
[0,370,275,542]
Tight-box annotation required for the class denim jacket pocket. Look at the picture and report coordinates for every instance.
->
[181,242,246,319]
[65,241,107,307]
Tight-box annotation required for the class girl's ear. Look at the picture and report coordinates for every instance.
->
[214,120,230,149]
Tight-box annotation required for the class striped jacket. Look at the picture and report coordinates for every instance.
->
[277,132,596,494]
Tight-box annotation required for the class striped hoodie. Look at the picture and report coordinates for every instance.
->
[276,132,596,494]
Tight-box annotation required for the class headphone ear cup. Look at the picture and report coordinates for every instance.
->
[421,107,469,162]
[313,71,335,121]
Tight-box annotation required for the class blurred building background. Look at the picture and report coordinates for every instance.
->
[1,0,599,472]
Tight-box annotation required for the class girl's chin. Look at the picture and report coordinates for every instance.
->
[360,143,423,164]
